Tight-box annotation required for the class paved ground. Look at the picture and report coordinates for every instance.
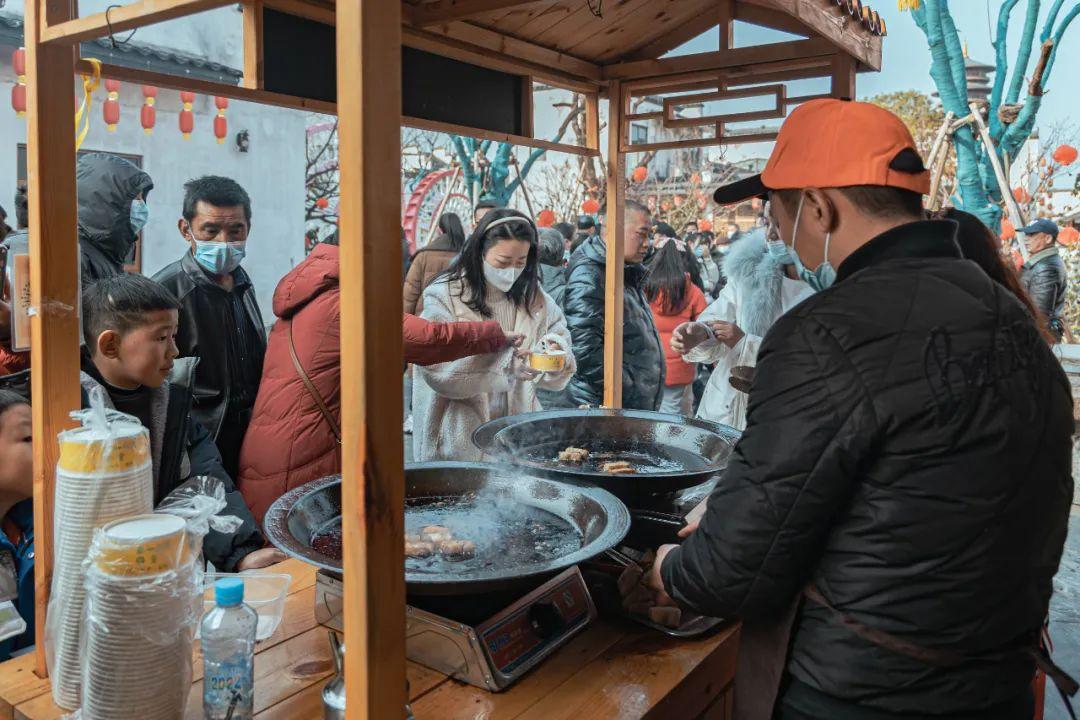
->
[1046,508,1080,720]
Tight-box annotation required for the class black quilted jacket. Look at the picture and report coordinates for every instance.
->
[662,220,1074,715]
[1020,249,1067,340]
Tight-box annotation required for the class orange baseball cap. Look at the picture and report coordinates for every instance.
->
[713,98,931,204]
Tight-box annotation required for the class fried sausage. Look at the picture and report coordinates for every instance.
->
[420,525,453,543]
[404,540,436,558]
[437,539,476,560]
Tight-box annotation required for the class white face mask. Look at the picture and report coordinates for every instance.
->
[483,260,523,292]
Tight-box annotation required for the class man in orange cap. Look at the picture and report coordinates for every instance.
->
[645,99,1074,719]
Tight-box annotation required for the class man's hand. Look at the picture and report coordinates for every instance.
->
[678,498,708,538]
[708,321,745,349]
[510,349,542,382]
[644,544,680,607]
[671,322,710,355]
[236,547,287,571]
[504,332,526,349]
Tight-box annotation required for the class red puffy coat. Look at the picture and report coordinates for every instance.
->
[238,243,507,523]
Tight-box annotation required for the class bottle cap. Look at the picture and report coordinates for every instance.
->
[214,577,244,606]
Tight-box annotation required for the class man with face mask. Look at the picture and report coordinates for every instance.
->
[646,100,1074,719]
[152,176,266,481]
[76,153,154,284]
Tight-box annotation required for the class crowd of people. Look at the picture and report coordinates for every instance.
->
[0,97,1077,719]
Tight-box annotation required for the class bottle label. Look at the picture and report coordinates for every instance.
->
[204,658,254,719]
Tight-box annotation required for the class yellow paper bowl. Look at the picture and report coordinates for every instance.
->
[94,514,189,577]
[528,351,567,372]
[58,432,150,474]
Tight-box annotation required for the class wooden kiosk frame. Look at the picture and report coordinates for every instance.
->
[18,1,881,717]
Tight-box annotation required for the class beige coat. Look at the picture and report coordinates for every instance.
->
[412,277,575,461]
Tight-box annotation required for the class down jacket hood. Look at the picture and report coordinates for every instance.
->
[77,152,154,265]
[721,227,786,337]
[273,242,340,320]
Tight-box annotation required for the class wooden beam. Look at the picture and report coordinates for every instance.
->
[242,0,264,90]
[75,59,337,114]
[403,116,598,157]
[719,0,735,50]
[620,10,719,62]
[263,0,335,25]
[623,55,833,93]
[585,91,600,151]
[603,80,626,409]
[335,0,406,718]
[734,2,812,37]
[411,0,552,26]
[521,75,534,138]
[623,131,779,153]
[830,52,856,99]
[411,22,602,87]
[41,0,236,45]
[603,37,836,81]
[742,0,881,71]
[25,0,80,678]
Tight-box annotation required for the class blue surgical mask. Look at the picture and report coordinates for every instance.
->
[192,237,246,275]
[694,245,705,258]
[129,199,149,234]
[788,193,835,291]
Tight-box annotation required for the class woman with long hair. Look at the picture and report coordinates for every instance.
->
[645,233,710,415]
[403,212,466,315]
[413,208,575,460]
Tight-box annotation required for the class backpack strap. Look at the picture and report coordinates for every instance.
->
[288,322,341,445]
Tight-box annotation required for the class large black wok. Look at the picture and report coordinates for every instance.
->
[472,409,740,498]
[263,463,631,596]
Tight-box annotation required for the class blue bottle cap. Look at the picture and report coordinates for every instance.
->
[214,577,244,606]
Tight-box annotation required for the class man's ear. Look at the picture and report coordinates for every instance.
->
[804,188,838,235]
[96,329,122,360]
[178,219,191,242]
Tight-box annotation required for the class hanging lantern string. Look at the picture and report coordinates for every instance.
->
[74,58,102,150]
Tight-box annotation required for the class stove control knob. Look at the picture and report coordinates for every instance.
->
[528,602,566,639]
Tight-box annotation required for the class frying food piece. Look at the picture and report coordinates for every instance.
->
[437,539,477,560]
[648,606,683,629]
[558,447,590,463]
[420,525,453,543]
[404,540,436,558]
[601,461,635,475]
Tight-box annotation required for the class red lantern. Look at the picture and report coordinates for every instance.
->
[1053,144,1078,166]
[699,219,713,232]
[1000,218,1016,240]
[11,48,25,118]
[631,166,648,183]
[1059,226,1080,247]
[537,209,556,228]
[1012,187,1030,204]
[179,91,195,139]
[214,96,228,145]
[103,79,121,132]
[315,197,329,209]
[141,86,157,135]
[581,198,600,214]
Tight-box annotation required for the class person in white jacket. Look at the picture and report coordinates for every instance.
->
[414,209,575,461]
[671,226,813,430]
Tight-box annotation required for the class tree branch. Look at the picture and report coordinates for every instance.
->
[1043,0,1068,40]
[1045,2,1080,80]
[1006,0,1042,105]
[505,103,583,198]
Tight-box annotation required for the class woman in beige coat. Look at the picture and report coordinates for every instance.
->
[413,209,574,461]
[403,213,464,314]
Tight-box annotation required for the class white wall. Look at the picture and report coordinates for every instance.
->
[0,59,307,317]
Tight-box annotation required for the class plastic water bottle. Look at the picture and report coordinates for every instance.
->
[202,578,257,720]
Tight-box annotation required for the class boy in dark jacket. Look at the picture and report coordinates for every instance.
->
[81,274,280,572]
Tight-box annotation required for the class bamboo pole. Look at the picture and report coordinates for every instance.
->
[335,1,406,717]
[969,102,1030,262]
[925,110,956,175]
[603,80,626,408]
[511,157,537,218]
[25,0,80,677]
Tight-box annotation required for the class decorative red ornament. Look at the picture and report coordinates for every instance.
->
[1012,187,1030,204]
[661,201,672,212]
[1052,144,1078,166]
[11,48,25,118]
[103,78,121,132]
[141,86,157,135]
[315,197,329,209]
[581,198,600,214]
[690,172,701,184]
[1000,218,1016,240]
[1059,226,1080,247]
[537,209,556,227]
[631,166,648,183]
[699,219,712,232]
[179,91,195,139]
[214,96,228,145]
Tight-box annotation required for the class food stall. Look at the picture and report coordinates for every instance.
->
[0,0,882,717]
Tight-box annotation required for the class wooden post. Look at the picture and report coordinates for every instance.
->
[830,54,856,99]
[719,0,734,50]
[25,0,80,678]
[585,91,600,151]
[335,1,406,718]
[242,0,264,90]
[520,75,534,138]
[603,80,625,408]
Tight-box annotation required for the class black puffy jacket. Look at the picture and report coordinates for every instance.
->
[1020,248,1067,340]
[564,236,664,410]
[76,153,153,284]
[662,221,1074,715]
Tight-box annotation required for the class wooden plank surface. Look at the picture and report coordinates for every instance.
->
[242,0,265,90]
[602,79,626,409]
[335,1,407,718]
[24,0,80,678]
[603,37,836,81]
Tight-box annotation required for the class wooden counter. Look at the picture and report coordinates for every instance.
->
[0,559,740,720]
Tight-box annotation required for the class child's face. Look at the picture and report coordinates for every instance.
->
[95,310,180,389]
[0,405,32,503]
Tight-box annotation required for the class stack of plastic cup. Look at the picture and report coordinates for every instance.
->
[80,514,198,720]
[49,420,153,710]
